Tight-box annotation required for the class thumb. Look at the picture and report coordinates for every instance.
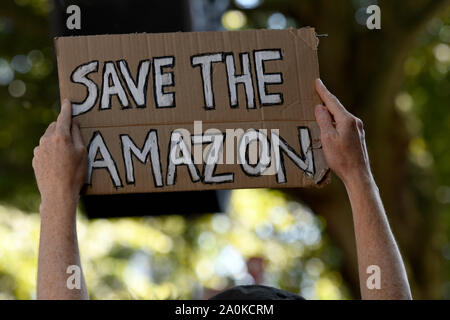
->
[315,105,336,135]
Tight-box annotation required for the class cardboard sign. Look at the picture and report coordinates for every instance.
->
[55,27,329,195]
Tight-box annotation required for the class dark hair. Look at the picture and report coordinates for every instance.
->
[209,285,305,300]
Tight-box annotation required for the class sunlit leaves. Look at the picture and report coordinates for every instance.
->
[0,189,349,299]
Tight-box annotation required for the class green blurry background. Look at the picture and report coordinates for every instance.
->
[0,0,449,299]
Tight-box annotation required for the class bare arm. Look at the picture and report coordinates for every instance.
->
[33,100,88,300]
[314,79,412,300]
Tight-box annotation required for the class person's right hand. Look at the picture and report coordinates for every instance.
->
[32,99,87,211]
[314,79,371,186]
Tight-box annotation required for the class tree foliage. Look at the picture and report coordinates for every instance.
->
[0,190,350,299]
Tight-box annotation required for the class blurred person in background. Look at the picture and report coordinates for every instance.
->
[32,79,412,300]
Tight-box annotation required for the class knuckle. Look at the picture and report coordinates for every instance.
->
[54,132,70,143]
[39,136,47,145]
[356,118,364,129]
[78,147,87,157]
[345,116,357,127]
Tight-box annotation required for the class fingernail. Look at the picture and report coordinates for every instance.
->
[317,78,324,86]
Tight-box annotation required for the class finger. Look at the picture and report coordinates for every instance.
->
[40,122,56,145]
[315,105,337,138]
[55,99,72,137]
[315,79,349,121]
[71,120,85,149]
[42,122,56,138]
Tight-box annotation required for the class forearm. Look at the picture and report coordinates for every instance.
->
[37,199,88,300]
[344,172,412,300]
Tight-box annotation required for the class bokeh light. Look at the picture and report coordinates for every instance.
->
[234,0,261,10]
[0,59,14,85]
[0,189,350,299]
[267,12,287,30]
[440,25,450,42]
[11,55,32,74]
[8,80,26,98]
[395,92,414,113]
[222,10,247,30]
[433,43,450,62]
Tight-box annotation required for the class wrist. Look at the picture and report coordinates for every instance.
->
[40,190,79,223]
[341,168,376,193]
[40,185,80,205]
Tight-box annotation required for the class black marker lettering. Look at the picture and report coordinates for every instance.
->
[225,53,255,109]
[167,131,200,186]
[118,59,151,108]
[192,133,233,184]
[271,127,314,183]
[254,49,283,106]
[239,129,271,176]
[120,130,163,187]
[101,61,129,109]
[153,56,175,108]
[191,53,223,109]
[87,131,122,188]
[70,61,99,116]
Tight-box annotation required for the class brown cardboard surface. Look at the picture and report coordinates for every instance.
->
[55,27,329,195]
